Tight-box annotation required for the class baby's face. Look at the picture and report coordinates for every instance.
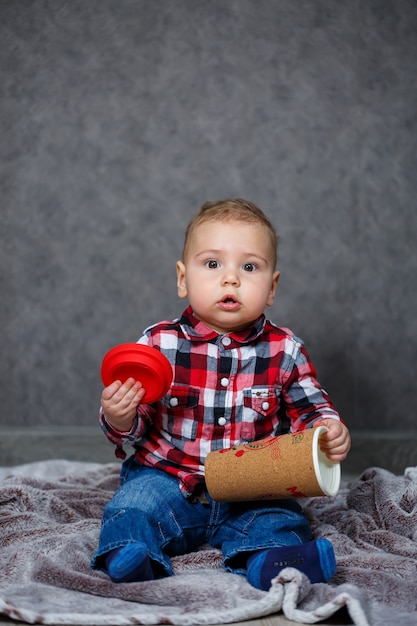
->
[176,220,280,334]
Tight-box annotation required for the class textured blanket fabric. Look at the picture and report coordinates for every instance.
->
[0,461,416,626]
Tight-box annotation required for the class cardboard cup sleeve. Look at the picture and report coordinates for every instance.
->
[205,427,341,501]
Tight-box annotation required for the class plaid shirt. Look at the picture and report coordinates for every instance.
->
[100,306,341,496]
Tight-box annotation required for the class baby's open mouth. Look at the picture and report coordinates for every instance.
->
[218,295,240,310]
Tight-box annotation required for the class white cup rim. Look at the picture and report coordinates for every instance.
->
[312,426,341,496]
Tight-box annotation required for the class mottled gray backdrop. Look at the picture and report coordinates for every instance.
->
[1,1,416,466]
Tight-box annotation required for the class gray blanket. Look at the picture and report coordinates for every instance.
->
[0,460,416,626]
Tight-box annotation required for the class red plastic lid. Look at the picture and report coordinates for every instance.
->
[100,343,173,403]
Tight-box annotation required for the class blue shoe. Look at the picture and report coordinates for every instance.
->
[105,542,154,583]
[247,538,336,590]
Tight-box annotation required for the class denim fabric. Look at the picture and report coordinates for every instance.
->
[91,455,312,577]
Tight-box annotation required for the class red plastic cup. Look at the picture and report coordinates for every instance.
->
[101,343,173,403]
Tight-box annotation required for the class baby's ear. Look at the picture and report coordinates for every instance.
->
[176,261,188,298]
[266,270,280,306]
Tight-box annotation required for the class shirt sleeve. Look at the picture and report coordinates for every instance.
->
[280,337,341,431]
[99,409,145,440]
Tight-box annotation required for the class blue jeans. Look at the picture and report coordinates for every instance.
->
[91,455,312,577]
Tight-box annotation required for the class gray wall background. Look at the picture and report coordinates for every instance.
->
[1,0,416,466]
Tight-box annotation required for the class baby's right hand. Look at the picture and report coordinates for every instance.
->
[101,377,146,432]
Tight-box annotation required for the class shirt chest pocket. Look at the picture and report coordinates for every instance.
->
[243,386,279,416]
[160,385,200,440]
[240,386,280,440]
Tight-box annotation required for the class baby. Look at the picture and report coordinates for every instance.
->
[91,198,350,590]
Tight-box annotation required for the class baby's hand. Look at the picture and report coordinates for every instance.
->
[101,377,146,432]
[314,419,351,463]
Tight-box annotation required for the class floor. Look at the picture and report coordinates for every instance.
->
[0,613,352,626]
[1,427,391,626]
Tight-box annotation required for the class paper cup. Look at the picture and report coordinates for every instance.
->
[205,427,340,501]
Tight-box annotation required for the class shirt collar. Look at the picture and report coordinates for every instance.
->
[179,305,266,346]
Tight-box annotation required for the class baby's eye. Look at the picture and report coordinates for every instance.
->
[243,263,257,272]
[206,259,219,269]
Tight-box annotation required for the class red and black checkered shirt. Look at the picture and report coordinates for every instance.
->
[100,306,341,496]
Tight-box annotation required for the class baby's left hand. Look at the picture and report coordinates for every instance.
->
[314,419,351,462]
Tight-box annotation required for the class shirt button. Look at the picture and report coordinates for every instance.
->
[262,401,270,411]
[169,397,179,407]
[220,377,229,387]
[221,336,231,346]
[218,417,227,426]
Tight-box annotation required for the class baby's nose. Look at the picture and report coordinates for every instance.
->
[222,269,240,285]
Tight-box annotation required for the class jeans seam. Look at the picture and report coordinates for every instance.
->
[207,500,221,541]
[158,510,183,544]
[241,511,258,535]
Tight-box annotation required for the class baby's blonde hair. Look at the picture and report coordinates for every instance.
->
[182,198,279,267]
